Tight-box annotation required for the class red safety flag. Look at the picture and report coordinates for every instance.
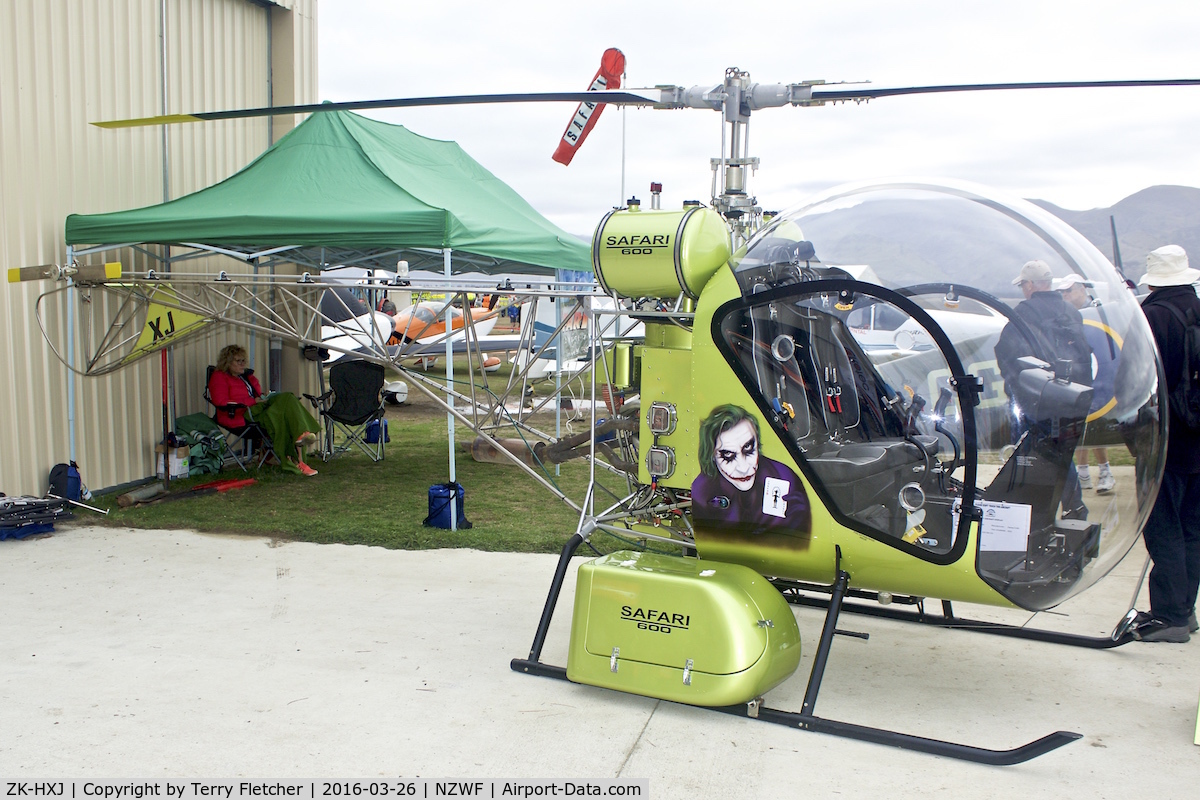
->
[191,478,258,493]
[551,48,626,166]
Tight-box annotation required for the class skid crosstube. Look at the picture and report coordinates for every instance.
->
[512,538,1081,765]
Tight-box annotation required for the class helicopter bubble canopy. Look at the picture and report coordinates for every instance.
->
[720,178,1164,611]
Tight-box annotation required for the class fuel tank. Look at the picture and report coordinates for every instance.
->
[566,550,801,706]
[591,206,731,299]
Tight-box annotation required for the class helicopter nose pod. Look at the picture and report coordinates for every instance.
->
[710,179,1165,612]
[591,206,732,299]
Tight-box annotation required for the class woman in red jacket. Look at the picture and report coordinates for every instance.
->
[209,344,320,476]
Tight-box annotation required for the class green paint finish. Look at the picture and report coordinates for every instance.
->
[566,551,802,707]
[637,345,696,488]
[838,520,1014,607]
[643,321,695,351]
[679,262,1016,608]
[593,208,732,299]
[687,265,839,583]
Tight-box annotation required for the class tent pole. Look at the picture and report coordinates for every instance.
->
[163,243,174,487]
[66,246,76,467]
[444,247,457,532]
[555,275,562,477]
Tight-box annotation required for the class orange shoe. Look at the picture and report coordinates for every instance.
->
[295,431,318,449]
[292,459,318,477]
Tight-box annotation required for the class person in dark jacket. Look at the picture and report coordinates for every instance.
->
[995,260,1094,399]
[1135,245,1200,643]
[993,260,1093,520]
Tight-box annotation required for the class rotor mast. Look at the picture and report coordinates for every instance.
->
[657,69,826,245]
[710,69,761,245]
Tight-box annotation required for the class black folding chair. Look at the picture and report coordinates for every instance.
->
[305,359,387,462]
[203,365,277,471]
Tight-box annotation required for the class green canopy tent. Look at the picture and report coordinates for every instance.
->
[66,109,591,274]
[64,111,594,516]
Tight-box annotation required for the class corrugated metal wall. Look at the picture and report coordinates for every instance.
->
[1,0,318,496]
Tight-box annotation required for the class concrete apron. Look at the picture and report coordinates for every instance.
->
[2,525,1198,798]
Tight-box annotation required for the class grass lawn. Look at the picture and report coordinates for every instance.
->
[87,361,639,555]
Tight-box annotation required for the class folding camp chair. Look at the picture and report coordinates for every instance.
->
[203,365,277,471]
[305,359,387,462]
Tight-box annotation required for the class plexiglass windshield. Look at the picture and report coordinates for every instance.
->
[721,179,1165,610]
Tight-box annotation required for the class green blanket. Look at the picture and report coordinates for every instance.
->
[249,393,319,474]
[174,412,226,476]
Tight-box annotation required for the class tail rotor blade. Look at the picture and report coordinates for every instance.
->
[73,262,123,283]
[6,262,122,283]
[8,264,60,283]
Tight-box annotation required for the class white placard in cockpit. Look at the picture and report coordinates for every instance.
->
[953,500,1032,552]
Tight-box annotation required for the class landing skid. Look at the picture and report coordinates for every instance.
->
[771,579,1137,648]
[511,537,1080,765]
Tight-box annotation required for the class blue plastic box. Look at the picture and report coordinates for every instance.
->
[424,482,471,529]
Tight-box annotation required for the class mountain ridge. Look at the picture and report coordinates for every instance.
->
[1030,185,1200,280]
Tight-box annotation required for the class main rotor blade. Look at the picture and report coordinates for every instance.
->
[93,78,1200,129]
[93,90,662,128]
[809,78,1200,102]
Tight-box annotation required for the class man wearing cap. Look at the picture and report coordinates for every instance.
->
[996,261,1094,397]
[1055,274,1118,495]
[1135,244,1200,643]
[994,260,1094,520]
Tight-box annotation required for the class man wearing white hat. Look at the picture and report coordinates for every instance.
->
[1054,274,1117,495]
[1136,244,1200,643]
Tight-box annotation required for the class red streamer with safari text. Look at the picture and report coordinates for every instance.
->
[551,48,625,166]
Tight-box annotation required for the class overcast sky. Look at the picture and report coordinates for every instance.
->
[318,0,1200,235]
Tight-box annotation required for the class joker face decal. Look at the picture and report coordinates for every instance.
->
[693,404,812,543]
[714,418,759,492]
